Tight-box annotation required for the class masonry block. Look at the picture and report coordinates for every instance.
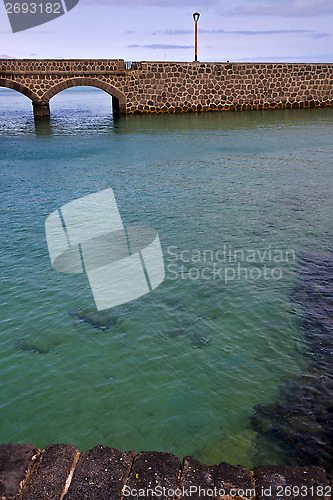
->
[178,456,255,500]
[19,444,79,500]
[254,465,329,500]
[124,451,181,500]
[63,445,135,500]
[0,443,40,500]
[32,100,50,118]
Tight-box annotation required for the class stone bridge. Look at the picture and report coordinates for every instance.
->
[0,58,332,117]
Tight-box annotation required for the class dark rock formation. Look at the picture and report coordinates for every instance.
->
[251,252,333,478]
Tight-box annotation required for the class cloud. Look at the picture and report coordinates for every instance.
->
[152,28,315,36]
[128,43,193,49]
[152,29,193,35]
[307,33,330,38]
[229,29,312,35]
[225,0,333,17]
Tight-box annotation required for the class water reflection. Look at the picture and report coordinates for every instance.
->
[34,116,52,136]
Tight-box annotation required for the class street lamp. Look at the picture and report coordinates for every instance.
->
[193,12,200,62]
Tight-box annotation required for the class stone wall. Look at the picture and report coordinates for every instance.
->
[1,58,124,73]
[126,62,333,114]
[0,443,331,500]
[0,59,332,116]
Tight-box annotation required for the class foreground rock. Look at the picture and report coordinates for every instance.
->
[1,443,330,500]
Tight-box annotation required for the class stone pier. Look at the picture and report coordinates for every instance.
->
[32,100,50,118]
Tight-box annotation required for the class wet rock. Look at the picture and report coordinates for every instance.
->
[64,445,135,499]
[125,451,181,500]
[254,465,328,500]
[179,456,255,499]
[19,444,79,500]
[0,443,40,499]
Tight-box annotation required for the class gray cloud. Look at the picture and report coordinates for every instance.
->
[225,0,333,17]
[128,43,193,49]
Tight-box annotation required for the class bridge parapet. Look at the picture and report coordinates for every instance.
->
[0,58,126,73]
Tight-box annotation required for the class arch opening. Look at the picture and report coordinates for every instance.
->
[0,79,38,101]
[45,78,126,116]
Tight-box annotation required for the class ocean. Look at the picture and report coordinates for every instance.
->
[0,86,332,469]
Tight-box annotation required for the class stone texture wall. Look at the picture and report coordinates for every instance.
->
[0,58,123,73]
[126,61,333,113]
[0,59,332,115]
[0,442,331,500]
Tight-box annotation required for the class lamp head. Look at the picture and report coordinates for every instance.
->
[193,12,200,23]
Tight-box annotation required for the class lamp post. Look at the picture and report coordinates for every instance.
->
[193,12,200,62]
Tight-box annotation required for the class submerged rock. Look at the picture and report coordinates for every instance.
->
[251,251,333,478]
[164,327,185,339]
[69,308,119,331]
[191,332,212,348]
[16,339,50,354]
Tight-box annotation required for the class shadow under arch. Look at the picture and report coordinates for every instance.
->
[44,78,126,116]
[0,79,38,101]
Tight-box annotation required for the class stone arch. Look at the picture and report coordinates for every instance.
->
[0,78,38,101]
[44,78,126,115]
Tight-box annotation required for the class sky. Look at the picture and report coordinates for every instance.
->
[0,0,333,62]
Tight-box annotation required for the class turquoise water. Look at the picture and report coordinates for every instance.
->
[0,87,332,467]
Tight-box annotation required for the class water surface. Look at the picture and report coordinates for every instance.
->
[0,87,332,467]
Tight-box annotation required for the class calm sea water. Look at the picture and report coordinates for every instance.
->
[0,87,332,467]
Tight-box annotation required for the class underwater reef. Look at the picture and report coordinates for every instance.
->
[251,252,333,478]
